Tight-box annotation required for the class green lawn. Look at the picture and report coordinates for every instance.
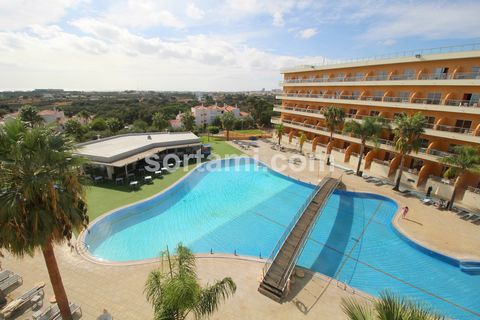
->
[85,138,243,220]
[200,136,245,157]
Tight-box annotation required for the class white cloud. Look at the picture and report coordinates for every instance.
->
[186,3,205,20]
[299,28,317,39]
[0,21,326,91]
[0,0,84,30]
[105,0,185,29]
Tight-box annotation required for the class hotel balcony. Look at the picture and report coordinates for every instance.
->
[273,105,480,143]
[280,72,480,87]
[271,117,454,163]
[276,93,480,115]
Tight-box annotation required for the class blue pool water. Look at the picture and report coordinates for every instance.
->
[84,158,480,319]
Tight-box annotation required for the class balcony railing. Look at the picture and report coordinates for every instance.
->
[467,186,480,194]
[278,92,480,109]
[284,43,480,69]
[276,105,478,136]
[274,117,454,159]
[281,71,480,84]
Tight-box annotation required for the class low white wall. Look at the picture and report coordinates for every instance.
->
[425,178,454,199]
[369,161,390,178]
[330,149,346,164]
[458,190,480,211]
[400,171,419,189]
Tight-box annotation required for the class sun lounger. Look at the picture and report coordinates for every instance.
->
[344,169,354,175]
[0,283,44,318]
[32,302,82,320]
[0,270,13,283]
[470,215,480,224]
[0,273,23,293]
[461,213,477,220]
[421,198,432,205]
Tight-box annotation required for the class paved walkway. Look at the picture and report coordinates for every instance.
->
[1,138,479,320]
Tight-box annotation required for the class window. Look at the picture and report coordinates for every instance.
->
[322,74,329,81]
[352,90,361,99]
[403,69,415,80]
[336,73,345,81]
[425,116,435,128]
[455,119,472,133]
[472,66,480,78]
[335,90,342,98]
[348,109,357,117]
[426,92,442,104]
[399,91,410,102]
[434,67,449,79]
[419,138,430,149]
[355,72,364,81]
[373,90,384,101]
[470,93,480,106]
[448,144,460,153]
[369,110,380,116]
[377,70,388,80]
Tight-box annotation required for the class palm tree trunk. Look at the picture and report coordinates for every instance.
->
[448,176,460,210]
[278,135,281,145]
[393,154,405,191]
[326,131,333,165]
[226,130,229,141]
[42,242,72,320]
[356,143,365,176]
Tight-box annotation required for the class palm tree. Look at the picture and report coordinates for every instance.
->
[19,104,42,126]
[275,123,284,145]
[321,106,345,165]
[341,291,445,320]
[343,116,387,176]
[77,110,91,124]
[145,243,236,320]
[299,131,307,153]
[441,145,480,210]
[221,112,236,141]
[392,112,426,191]
[0,120,89,320]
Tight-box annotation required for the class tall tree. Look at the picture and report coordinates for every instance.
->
[246,96,273,127]
[343,116,387,176]
[342,291,445,320]
[321,106,345,165]
[299,131,307,153]
[77,110,90,124]
[152,112,169,131]
[145,243,236,320]
[221,112,236,141]
[105,117,123,134]
[441,145,480,210]
[0,120,89,320]
[64,118,87,141]
[181,111,196,131]
[392,112,426,191]
[275,123,284,145]
[19,105,42,126]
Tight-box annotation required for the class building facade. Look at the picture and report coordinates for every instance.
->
[273,48,480,209]
[190,104,247,127]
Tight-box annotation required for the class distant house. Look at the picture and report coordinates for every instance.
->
[190,104,250,127]
[38,109,66,125]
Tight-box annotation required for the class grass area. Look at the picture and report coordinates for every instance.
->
[200,136,245,157]
[232,129,265,135]
[85,138,243,220]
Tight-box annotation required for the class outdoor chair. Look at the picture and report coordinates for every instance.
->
[0,283,44,318]
[32,302,82,320]
[0,272,23,293]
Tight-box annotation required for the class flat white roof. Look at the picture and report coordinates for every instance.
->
[76,132,200,164]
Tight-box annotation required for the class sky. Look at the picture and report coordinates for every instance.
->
[1,0,480,91]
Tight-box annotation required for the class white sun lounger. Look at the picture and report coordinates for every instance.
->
[0,283,44,318]
[32,302,82,320]
[0,273,23,292]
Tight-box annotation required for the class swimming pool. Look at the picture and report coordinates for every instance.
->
[84,158,480,319]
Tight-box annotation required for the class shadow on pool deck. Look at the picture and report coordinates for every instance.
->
[286,192,354,313]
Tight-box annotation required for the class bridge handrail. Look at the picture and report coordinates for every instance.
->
[261,175,331,278]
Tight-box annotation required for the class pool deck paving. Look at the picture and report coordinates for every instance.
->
[1,138,479,319]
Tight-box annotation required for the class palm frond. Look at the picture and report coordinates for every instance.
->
[341,297,374,320]
[194,277,236,320]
